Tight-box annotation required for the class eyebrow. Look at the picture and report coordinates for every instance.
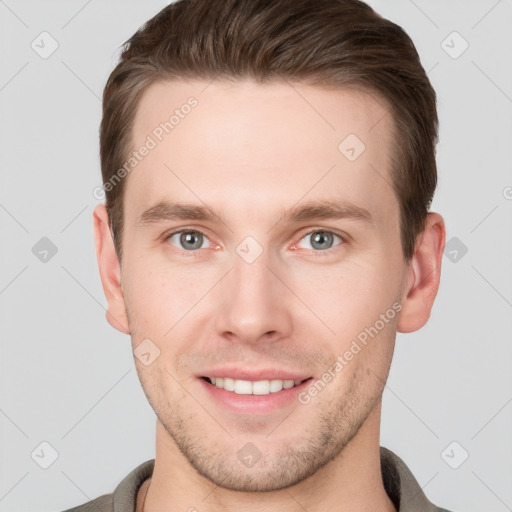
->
[136,199,374,228]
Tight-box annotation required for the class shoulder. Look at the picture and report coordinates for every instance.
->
[59,493,112,512]
[380,447,456,512]
[58,459,155,512]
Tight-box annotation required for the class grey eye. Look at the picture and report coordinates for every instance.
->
[297,231,342,251]
[168,231,209,250]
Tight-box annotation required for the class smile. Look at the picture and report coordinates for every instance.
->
[202,376,310,395]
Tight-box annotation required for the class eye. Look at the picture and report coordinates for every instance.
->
[296,230,344,251]
[166,230,211,251]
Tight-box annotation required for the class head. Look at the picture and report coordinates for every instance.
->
[94,0,445,493]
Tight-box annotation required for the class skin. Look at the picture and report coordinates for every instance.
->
[93,78,445,512]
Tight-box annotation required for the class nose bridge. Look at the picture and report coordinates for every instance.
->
[233,250,274,304]
[215,242,292,342]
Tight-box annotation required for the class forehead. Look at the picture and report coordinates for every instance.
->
[125,78,397,227]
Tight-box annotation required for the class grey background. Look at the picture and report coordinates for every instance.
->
[0,1,511,511]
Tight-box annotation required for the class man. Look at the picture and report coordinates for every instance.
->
[66,0,451,510]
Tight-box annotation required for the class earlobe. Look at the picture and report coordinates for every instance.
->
[397,212,446,334]
[92,204,130,334]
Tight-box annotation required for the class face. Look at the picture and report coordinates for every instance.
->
[102,79,417,491]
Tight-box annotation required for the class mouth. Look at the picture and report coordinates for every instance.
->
[200,376,313,396]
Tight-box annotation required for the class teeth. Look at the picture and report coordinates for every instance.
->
[235,379,253,394]
[207,377,304,395]
[223,377,235,391]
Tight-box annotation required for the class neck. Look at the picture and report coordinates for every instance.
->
[140,402,396,512]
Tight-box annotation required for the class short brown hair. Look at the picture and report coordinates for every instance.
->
[100,0,438,263]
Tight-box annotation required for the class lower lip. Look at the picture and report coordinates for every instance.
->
[198,377,314,415]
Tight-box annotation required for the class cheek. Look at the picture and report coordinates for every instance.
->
[124,259,217,333]
[287,256,392,332]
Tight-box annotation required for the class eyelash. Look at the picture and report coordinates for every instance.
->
[162,227,346,257]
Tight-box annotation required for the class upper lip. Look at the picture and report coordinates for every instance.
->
[198,367,312,382]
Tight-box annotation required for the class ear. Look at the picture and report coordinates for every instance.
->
[397,212,446,333]
[93,203,130,334]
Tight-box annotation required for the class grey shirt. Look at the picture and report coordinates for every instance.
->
[62,446,453,512]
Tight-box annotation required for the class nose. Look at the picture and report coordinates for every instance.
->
[214,249,293,345]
